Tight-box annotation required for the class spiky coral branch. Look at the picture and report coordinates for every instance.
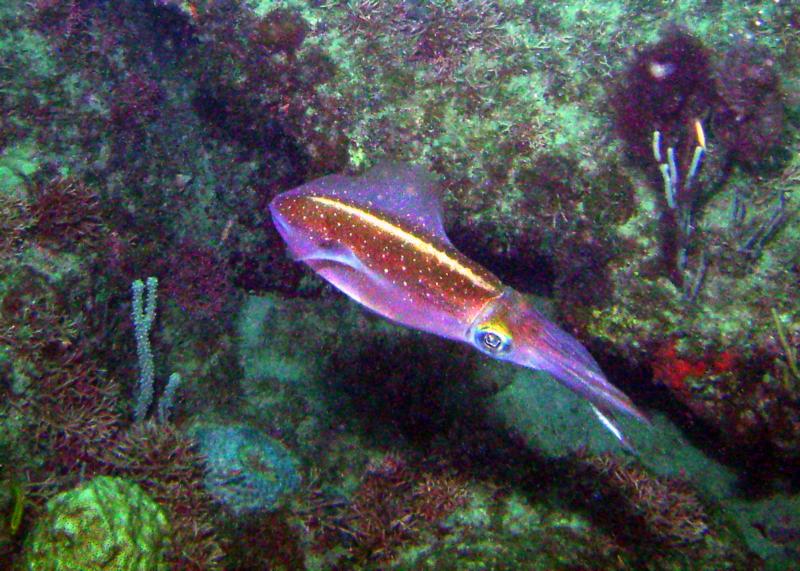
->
[314,453,469,563]
[101,422,224,570]
[574,451,708,548]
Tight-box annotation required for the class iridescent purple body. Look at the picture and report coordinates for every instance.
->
[270,163,648,443]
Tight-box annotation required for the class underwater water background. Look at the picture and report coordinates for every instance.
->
[0,0,798,569]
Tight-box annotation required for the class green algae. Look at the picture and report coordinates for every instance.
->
[0,143,39,195]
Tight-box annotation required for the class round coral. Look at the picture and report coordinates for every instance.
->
[23,476,170,571]
[192,423,300,515]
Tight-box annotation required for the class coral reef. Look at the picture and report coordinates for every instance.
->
[1,0,798,568]
[582,24,798,463]
[22,476,170,571]
[0,267,122,475]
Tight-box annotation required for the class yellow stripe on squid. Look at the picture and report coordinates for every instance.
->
[310,195,497,292]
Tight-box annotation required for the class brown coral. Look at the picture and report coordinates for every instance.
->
[101,422,225,571]
[0,273,122,476]
[27,177,104,251]
[574,451,708,548]
[314,453,469,564]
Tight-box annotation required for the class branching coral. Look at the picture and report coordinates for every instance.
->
[573,451,708,549]
[314,453,469,564]
[101,422,225,571]
[26,176,104,251]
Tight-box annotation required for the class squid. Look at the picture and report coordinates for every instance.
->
[270,163,649,446]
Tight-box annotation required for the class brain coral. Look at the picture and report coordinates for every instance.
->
[193,423,300,515]
[23,475,170,571]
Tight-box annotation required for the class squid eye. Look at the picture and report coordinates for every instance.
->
[475,329,511,354]
[482,331,502,350]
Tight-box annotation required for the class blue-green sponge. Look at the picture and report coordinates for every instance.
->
[193,423,300,514]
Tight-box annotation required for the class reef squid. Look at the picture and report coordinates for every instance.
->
[270,163,649,446]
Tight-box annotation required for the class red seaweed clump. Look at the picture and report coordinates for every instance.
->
[651,339,719,398]
[573,451,708,549]
[26,177,104,250]
[0,274,122,477]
